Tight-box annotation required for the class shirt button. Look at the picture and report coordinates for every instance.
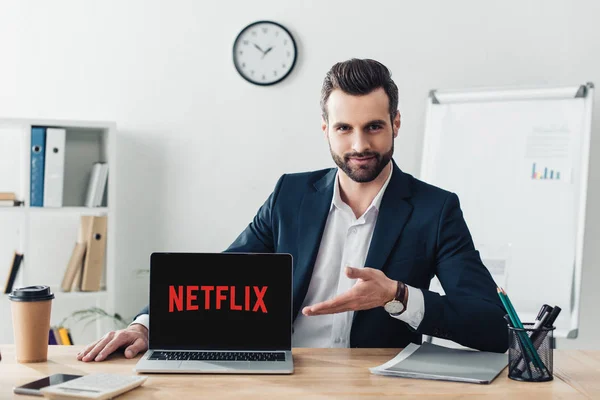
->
[334,338,341,344]
[351,228,357,234]
[417,312,423,320]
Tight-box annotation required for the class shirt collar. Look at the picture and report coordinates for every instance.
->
[331,163,394,215]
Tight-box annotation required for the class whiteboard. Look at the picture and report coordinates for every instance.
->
[420,84,594,339]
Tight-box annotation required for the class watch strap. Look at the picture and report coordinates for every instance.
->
[395,281,407,308]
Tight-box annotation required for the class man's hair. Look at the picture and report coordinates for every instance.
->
[320,58,399,123]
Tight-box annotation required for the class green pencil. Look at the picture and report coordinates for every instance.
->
[497,288,545,372]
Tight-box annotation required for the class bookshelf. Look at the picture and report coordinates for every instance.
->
[0,118,117,346]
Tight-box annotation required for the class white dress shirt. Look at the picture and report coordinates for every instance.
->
[291,166,424,347]
[132,166,425,346]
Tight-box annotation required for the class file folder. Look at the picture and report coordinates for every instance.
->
[43,128,66,207]
[30,127,46,207]
[81,215,107,291]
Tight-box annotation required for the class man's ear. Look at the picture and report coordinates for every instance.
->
[393,111,401,138]
[321,117,328,138]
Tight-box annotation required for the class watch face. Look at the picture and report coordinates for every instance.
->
[384,301,405,315]
[233,21,297,86]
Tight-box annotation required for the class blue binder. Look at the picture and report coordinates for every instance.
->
[30,127,46,207]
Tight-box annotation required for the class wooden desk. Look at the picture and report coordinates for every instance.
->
[0,346,598,399]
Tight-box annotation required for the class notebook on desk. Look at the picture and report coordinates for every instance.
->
[370,342,507,384]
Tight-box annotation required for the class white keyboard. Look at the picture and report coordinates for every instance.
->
[40,373,148,400]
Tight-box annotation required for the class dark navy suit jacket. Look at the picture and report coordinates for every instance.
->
[138,161,508,352]
[224,161,507,352]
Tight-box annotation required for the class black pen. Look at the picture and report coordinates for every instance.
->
[536,304,552,322]
[542,306,562,330]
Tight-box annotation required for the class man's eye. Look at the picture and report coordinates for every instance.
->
[369,124,382,131]
[337,126,350,132]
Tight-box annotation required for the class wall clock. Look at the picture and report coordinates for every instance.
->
[233,20,298,86]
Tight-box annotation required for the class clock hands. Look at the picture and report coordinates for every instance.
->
[261,46,274,59]
[253,43,265,53]
[252,42,276,60]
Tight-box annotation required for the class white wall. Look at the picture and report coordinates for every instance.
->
[0,0,598,349]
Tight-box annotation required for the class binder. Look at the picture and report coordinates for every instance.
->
[60,242,87,292]
[30,127,47,207]
[43,128,66,207]
[81,215,107,291]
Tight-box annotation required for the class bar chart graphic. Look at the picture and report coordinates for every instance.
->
[531,163,561,180]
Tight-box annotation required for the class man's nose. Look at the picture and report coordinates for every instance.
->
[351,132,370,154]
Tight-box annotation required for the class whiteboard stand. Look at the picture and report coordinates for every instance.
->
[419,83,594,348]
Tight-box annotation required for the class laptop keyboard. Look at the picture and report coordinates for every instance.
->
[149,351,286,362]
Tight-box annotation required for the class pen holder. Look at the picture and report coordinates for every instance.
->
[508,323,554,382]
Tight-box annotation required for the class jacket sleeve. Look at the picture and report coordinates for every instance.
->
[416,193,508,353]
[133,175,286,322]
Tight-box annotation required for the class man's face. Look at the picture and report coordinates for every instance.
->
[322,88,400,183]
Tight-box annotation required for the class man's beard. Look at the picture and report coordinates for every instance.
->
[329,141,394,183]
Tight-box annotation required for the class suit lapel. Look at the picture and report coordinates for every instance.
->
[293,169,336,320]
[364,162,414,271]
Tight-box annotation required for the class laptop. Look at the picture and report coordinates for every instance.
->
[134,252,294,374]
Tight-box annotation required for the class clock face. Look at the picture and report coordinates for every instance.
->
[233,21,297,86]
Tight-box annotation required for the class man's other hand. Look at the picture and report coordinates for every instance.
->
[302,266,397,316]
[76,324,148,362]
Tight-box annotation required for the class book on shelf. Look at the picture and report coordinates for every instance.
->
[0,192,16,201]
[61,215,107,292]
[48,326,73,345]
[3,252,24,294]
[58,327,71,345]
[60,242,86,292]
[0,199,24,207]
[85,162,109,207]
[0,192,24,207]
[48,328,58,345]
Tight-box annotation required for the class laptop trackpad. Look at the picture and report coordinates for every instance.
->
[180,361,234,371]
[148,360,182,369]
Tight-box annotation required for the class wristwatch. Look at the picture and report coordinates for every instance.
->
[384,281,407,316]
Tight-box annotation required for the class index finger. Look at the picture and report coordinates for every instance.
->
[94,334,133,362]
[304,291,354,316]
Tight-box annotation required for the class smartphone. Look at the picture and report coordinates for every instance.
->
[14,373,82,396]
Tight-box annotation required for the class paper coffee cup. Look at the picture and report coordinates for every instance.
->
[9,285,54,363]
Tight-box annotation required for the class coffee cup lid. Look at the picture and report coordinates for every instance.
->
[8,285,55,302]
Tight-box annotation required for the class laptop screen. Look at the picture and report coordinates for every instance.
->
[149,252,292,351]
